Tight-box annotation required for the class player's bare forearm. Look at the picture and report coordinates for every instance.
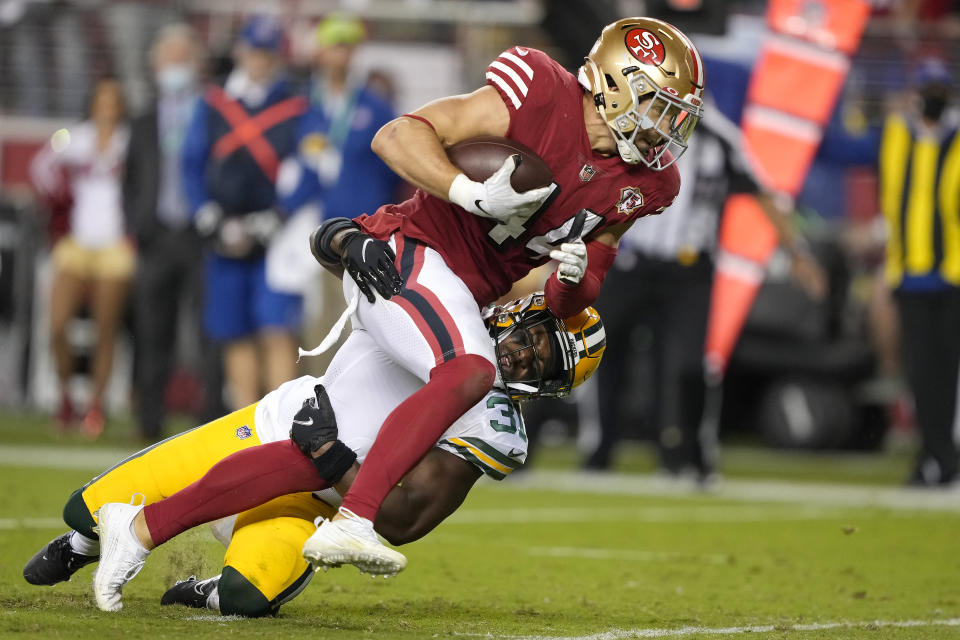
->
[321,263,346,280]
[329,448,481,545]
[371,86,510,201]
[594,222,629,247]
[374,448,481,545]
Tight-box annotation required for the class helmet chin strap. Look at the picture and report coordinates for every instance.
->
[615,138,642,164]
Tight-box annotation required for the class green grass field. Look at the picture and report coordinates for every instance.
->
[1,411,958,639]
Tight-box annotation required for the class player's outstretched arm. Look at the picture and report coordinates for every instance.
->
[320,448,480,546]
[371,86,509,201]
[374,448,482,545]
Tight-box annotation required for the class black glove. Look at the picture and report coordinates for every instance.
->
[290,384,338,456]
[340,231,404,303]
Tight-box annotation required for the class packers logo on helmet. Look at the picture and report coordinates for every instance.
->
[483,293,606,401]
[578,17,705,170]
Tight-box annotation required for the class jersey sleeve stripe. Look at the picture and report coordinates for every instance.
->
[446,438,514,477]
[443,441,508,480]
[489,60,529,97]
[486,71,522,109]
[500,51,534,80]
[459,436,522,470]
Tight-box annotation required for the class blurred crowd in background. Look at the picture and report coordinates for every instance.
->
[0,0,958,488]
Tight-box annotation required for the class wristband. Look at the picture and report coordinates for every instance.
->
[311,217,361,265]
[448,173,480,212]
[310,439,358,485]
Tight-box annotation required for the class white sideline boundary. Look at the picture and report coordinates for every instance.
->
[454,617,960,639]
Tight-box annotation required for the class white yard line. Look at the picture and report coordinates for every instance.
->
[499,470,960,512]
[0,444,136,471]
[527,546,731,565]
[455,617,960,639]
[0,517,65,530]
[446,504,842,525]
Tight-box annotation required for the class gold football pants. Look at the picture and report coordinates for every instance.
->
[65,404,332,609]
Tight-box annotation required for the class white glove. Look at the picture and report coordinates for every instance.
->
[194,201,224,238]
[550,241,588,285]
[243,209,283,243]
[448,154,552,223]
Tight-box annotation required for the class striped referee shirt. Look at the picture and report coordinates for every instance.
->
[622,104,761,262]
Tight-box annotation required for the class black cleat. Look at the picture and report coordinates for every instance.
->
[161,575,220,609]
[23,532,99,586]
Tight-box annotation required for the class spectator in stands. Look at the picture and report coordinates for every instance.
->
[879,57,960,486]
[123,23,206,442]
[30,77,132,438]
[276,13,400,373]
[281,13,399,224]
[182,16,307,410]
[585,95,826,482]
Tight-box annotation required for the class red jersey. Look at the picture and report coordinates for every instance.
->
[358,47,680,307]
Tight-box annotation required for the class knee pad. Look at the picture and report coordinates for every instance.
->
[217,566,275,618]
[432,355,496,406]
[63,489,97,539]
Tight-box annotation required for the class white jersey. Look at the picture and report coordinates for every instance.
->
[30,121,129,248]
[254,329,526,480]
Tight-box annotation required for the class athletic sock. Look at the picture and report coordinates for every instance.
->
[69,530,99,556]
[143,440,327,546]
[207,585,220,613]
[341,355,495,520]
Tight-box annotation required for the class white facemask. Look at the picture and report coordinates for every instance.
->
[156,65,195,95]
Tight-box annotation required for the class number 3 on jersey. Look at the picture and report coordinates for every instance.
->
[487,395,527,442]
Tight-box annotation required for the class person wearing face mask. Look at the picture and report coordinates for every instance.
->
[181,16,308,412]
[878,56,960,486]
[123,23,209,442]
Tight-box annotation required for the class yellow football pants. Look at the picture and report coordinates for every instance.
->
[69,403,332,607]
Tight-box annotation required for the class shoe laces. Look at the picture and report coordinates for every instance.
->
[336,507,377,537]
[337,507,367,524]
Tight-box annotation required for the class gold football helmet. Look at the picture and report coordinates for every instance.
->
[484,293,606,400]
[579,17,705,169]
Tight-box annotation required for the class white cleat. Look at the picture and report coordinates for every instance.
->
[302,507,407,577]
[92,501,150,612]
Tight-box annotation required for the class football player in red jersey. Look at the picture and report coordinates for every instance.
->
[299,17,705,575]
[295,17,705,571]
[92,18,705,586]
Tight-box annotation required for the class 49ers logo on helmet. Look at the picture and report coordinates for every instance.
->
[625,28,665,66]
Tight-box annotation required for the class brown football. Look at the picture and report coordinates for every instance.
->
[446,136,553,192]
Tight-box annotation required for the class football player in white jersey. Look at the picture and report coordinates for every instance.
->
[24,294,605,616]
